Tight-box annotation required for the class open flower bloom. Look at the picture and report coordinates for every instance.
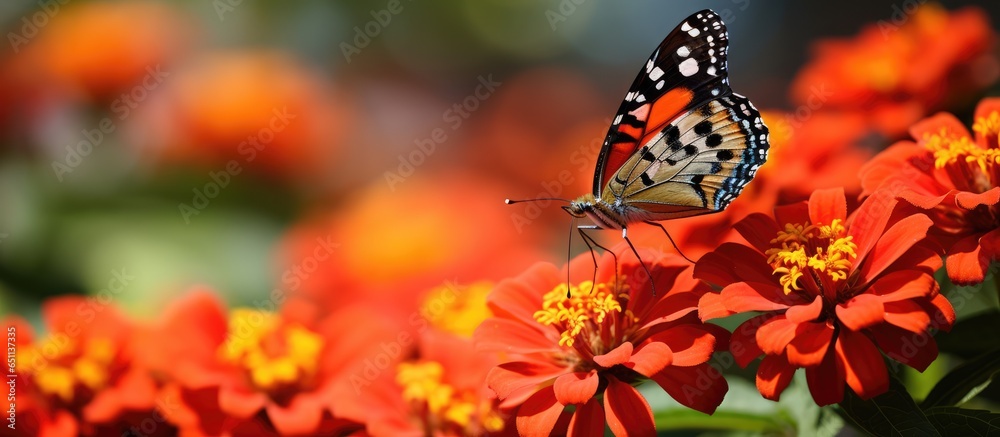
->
[341,329,510,437]
[141,290,395,436]
[5,297,168,437]
[696,188,955,405]
[475,246,728,436]
[790,4,996,137]
[860,98,1000,285]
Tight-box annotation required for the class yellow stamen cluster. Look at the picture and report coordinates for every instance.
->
[420,281,493,338]
[765,220,858,295]
[219,309,323,391]
[533,281,628,347]
[924,125,1000,174]
[973,110,1000,144]
[20,337,116,402]
[396,361,504,433]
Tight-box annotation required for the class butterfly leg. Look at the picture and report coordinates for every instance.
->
[643,220,696,264]
[622,226,658,296]
[577,225,618,296]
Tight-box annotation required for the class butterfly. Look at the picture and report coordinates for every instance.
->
[509,9,769,289]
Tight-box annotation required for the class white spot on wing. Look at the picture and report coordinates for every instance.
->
[649,66,665,81]
[678,58,699,77]
[707,66,717,76]
[676,46,690,57]
[688,28,701,37]
[681,22,692,31]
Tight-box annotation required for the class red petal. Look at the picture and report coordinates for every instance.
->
[786,322,834,367]
[593,342,633,368]
[808,187,847,225]
[626,342,673,377]
[836,295,886,331]
[568,398,605,437]
[698,292,734,321]
[883,300,932,333]
[774,202,809,228]
[870,324,939,372]
[805,351,844,406]
[720,281,802,313]
[650,363,727,414]
[850,190,898,271]
[488,262,556,324]
[694,243,774,287]
[859,214,933,280]
[756,315,797,355]
[756,354,796,401]
[868,270,936,302]
[910,112,971,141]
[734,213,783,253]
[927,293,956,332]
[604,377,655,436]
[785,295,823,324]
[730,315,768,368]
[553,371,599,405]
[474,317,556,354]
[955,188,1000,210]
[516,386,565,437]
[45,410,79,437]
[837,329,889,399]
[945,234,988,285]
[648,325,716,367]
[487,360,567,399]
[266,395,324,436]
[218,386,269,419]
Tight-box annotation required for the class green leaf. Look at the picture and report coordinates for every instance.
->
[921,348,1000,408]
[652,409,790,434]
[838,376,940,437]
[936,311,1000,359]
[924,407,1000,436]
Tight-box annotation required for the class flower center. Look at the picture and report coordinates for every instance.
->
[420,281,493,338]
[765,219,858,296]
[20,336,116,404]
[533,280,637,359]
[924,126,1000,178]
[973,110,1000,150]
[219,309,324,395]
[396,361,505,434]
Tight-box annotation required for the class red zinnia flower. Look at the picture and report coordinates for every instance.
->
[6,297,171,437]
[861,97,1000,285]
[790,4,996,138]
[696,188,955,405]
[141,290,395,436]
[475,246,728,436]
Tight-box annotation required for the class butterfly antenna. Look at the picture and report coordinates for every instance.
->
[565,217,575,298]
[644,221,696,265]
[505,198,572,205]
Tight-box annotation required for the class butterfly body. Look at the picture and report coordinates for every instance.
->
[569,9,769,231]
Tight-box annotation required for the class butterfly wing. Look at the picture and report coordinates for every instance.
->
[610,94,768,219]
[592,9,731,195]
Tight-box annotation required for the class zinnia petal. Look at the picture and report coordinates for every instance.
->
[883,300,932,334]
[870,323,939,372]
[786,322,834,367]
[647,325,716,367]
[734,213,783,253]
[859,213,932,280]
[910,112,971,141]
[808,187,848,225]
[720,282,799,313]
[730,315,768,368]
[650,364,727,415]
[850,190,899,270]
[836,295,886,331]
[945,234,988,285]
[785,295,823,324]
[475,317,557,354]
[593,342,633,368]
[626,342,673,377]
[604,377,655,437]
[805,351,844,406]
[487,360,567,399]
[266,395,324,436]
[553,371,600,405]
[516,386,565,437]
[756,315,797,355]
[836,329,889,400]
[568,398,605,437]
[756,354,796,401]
